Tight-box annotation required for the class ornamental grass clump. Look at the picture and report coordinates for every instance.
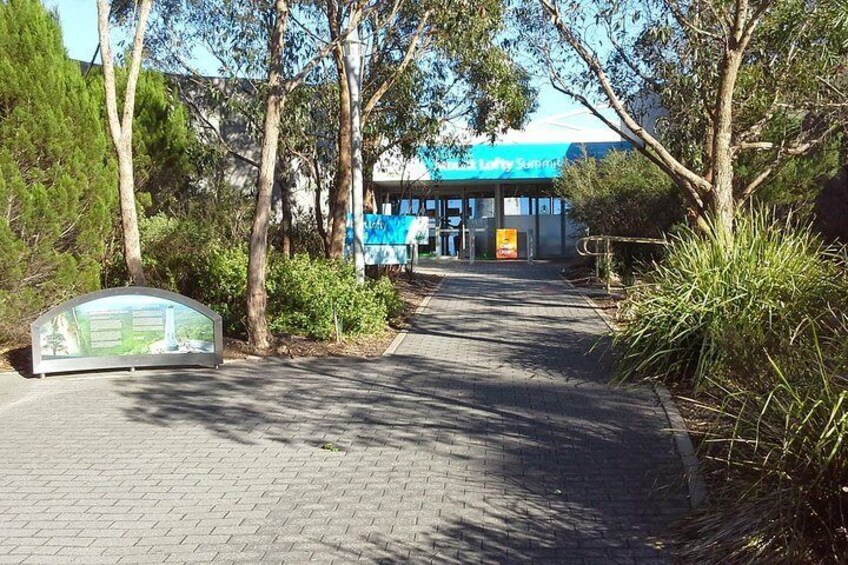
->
[678,336,848,563]
[614,211,847,389]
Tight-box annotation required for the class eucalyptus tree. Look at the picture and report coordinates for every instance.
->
[322,0,537,257]
[519,0,848,232]
[97,0,153,285]
[140,0,364,349]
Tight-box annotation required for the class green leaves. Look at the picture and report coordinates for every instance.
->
[267,254,394,340]
[555,148,683,238]
[0,0,116,346]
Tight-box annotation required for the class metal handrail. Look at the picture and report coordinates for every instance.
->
[575,235,668,294]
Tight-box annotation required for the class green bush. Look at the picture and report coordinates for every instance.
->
[267,255,394,340]
[556,150,684,273]
[614,211,848,389]
[129,215,248,335]
[370,276,405,321]
[679,336,848,563]
[131,218,401,340]
[0,0,116,347]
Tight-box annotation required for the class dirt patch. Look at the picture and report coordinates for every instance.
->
[560,257,625,326]
[0,272,443,375]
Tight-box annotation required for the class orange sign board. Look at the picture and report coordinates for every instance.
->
[496,228,518,259]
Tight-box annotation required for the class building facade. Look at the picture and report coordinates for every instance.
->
[372,114,631,260]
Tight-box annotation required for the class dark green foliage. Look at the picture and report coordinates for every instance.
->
[751,141,842,215]
[814,167,848,244]
[130,72,201,214]
[0,0,116,345]
[556,150,683,238]
[556,150,683,272]
[87,69,201,216]
[614,212,847,389]
[267,255,396,340]
[135,215,400,340]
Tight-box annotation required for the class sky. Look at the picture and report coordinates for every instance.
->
[46,0,614,134]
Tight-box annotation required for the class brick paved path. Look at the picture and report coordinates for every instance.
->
[0,262,689,564]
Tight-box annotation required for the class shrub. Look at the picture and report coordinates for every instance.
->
[679,338,848,563]
[129,220,400,340]
[556,150,683,272]
[614,211,848,389]
[191,245,249,336]
[267,255,392,340]
[370,276,405,321]
[118,215,249,335]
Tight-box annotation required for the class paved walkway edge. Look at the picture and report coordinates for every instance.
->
[561,273,707,510]
[655,384,708,508]
[383,275,445,357]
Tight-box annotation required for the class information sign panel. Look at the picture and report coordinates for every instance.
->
[31,287,223,376]
[346,215,428,265]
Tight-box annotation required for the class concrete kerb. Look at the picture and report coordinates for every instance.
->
[559,270,707,510]
[383,275,445,357]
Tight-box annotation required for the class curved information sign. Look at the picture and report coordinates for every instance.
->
[31,287,223,376]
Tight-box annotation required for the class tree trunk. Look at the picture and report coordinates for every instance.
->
[246,0,288,351]
[364,175,376,213]
[280,178,292,258]
[313,157,330,257]
[709,48,743,234]
[96,0,151,286]
[328,46,352,259]
[116,149,145,285]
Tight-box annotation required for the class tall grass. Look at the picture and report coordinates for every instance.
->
[613,211,848,561]
[614,211,847,389]
[679,330,848,563]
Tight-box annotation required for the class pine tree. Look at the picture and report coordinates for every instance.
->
[0,0,116,346]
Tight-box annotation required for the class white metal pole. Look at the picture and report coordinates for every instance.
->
[344,29,365,283]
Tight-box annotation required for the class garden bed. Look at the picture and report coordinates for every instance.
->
[222,272,442,360]
[0,272,442,375]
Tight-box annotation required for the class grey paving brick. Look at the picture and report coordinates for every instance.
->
[0,262,689,563]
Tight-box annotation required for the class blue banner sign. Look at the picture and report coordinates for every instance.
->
[424,141,631,181]
[346,215,428,246]
[346,215,428,265]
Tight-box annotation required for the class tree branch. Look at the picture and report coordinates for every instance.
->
[738,121,842,200]
[548,71,706,210]
[539,0,712,195]
[362,10,432,124]
[178,82,261,170]
[120,0,154,132]
[96,0,125,144]
[664,0,722,40]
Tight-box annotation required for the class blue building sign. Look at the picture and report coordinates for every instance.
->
[423,141,631,181]
[346,214,429,266]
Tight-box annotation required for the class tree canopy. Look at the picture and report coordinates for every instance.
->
[0,0,117,343]
[519,0,848,230]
